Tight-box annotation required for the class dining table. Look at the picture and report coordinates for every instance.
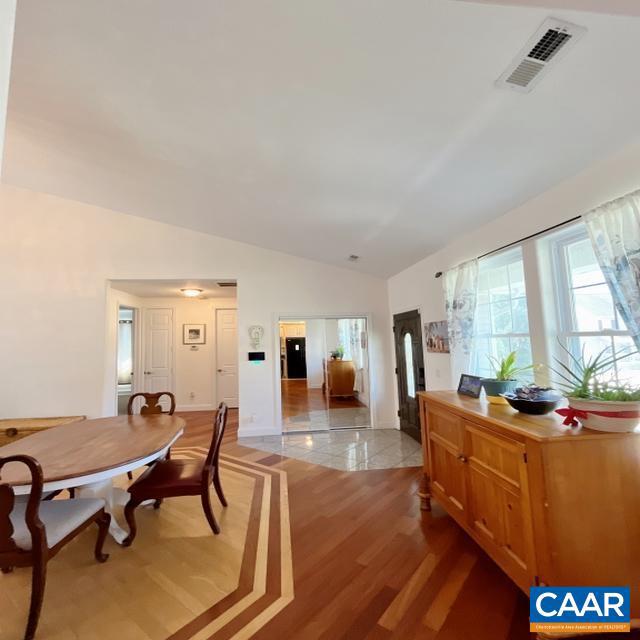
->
[0,414,185,544]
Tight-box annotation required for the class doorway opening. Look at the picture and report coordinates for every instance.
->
[117,306,136,415]
[109,279,238,415]
[393,309,425,442]
[279,317,371,433]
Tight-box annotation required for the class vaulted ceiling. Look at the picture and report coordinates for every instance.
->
[3,1,640,276]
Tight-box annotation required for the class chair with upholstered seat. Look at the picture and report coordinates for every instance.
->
[0,455,110,640]
[122,403,228,546]
[126,391,176,479]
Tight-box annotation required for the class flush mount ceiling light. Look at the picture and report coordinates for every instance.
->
[180,288,203,298]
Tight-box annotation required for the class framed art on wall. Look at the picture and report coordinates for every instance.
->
[183,323,206,344]
[425,320,450,353]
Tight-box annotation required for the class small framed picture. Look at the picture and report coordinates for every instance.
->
[457,374,482,398]
[425,320,450,353]
[183,323,206,345]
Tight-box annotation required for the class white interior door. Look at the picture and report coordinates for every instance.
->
[143,308,173,409]
[216,308,238,408]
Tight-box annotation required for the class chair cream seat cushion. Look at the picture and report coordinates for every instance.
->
[10,498,105,550]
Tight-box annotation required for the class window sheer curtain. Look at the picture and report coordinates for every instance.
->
[443,259,479,385]
[337,318,367,392]
[584,189,640,350]
[117,320,133,384]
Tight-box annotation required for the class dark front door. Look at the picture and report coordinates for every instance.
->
[286,337,307,379]
[393,310,425,442]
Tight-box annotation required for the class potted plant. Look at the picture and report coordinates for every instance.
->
[330,346,345,361]
[481,351,535,405]
[551,344,640,432]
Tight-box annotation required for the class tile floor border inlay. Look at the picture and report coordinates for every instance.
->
[164,448,293,640]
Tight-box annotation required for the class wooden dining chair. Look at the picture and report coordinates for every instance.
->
[126,391,176,479]
[122,403,228,547]
[0,454,111,640]
[127,391,176,416]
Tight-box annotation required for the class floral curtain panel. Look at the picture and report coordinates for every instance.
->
[584,189,640,350]
[443,259,479,385]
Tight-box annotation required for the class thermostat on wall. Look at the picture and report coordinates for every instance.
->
[248,352,266,362]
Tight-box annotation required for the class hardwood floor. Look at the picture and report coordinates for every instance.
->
[280,379,365,419]
[4,410,631,639]
[183,410,640,640]
[182,410,535,639]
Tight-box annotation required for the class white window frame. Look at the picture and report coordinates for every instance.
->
[550,224,632,382]
[470,246,533,378]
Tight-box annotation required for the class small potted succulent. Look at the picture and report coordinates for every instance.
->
[501,385,563,415]
[551,344,640,432]
[481,351,535,405]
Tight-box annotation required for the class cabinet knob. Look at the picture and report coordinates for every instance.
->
[457,454,468,463]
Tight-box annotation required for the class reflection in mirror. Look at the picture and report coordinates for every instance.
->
[279,317,371,433]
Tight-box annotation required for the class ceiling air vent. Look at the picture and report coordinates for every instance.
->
[496,18,586,93]
[217,281,237,288]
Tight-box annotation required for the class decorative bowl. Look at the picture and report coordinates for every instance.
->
[501,390,563,415]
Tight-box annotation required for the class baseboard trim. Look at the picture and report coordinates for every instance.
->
[238,426,282,438]
[176,404,217,412]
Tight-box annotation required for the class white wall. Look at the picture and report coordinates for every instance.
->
[0,183,395,435]
[107,288,236,411]
[388,137,640,406]
[0,1,16,178]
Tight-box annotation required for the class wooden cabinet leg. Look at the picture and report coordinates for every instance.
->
[418,472,431,511]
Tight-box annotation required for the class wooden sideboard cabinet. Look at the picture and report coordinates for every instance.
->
[322,359,356,397]
[418,390,640,623]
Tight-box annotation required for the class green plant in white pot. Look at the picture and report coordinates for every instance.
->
[551,344,640,432]
[481,351,535,405]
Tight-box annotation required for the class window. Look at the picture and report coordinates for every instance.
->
[404,332,416,397]
[470,247,533,378]
[552,227,640,386]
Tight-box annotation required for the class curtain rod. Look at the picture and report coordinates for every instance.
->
[434,215,582,279]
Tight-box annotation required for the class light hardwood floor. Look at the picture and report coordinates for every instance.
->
[183,410,534,639]
[3,409,634,639]
[186,410,639,640]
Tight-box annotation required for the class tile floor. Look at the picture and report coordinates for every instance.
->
[239,428,423,471]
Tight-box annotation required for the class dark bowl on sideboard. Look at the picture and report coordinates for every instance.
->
[501,392,563,415]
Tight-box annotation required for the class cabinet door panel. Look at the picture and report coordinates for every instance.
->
[465,423,535,584]
[466,423,522,487]
[467,463,503,544]
[428,409,463,451]
[430,437,466,514]
[500,485,528,570]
